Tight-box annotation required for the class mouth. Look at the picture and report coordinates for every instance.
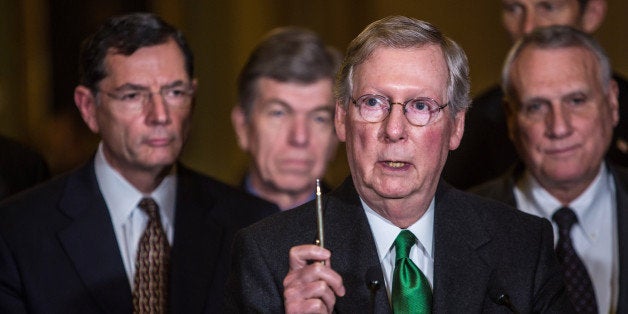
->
[145,137,173,147]
[380,160,411,170]
[544,144,579,155]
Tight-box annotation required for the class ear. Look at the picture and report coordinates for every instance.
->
[190,78,198,109]
[448,110,466,150]
[231,105,250,151]
[581,0,607,33]
[334,100,347,142]
[74,85,100,134]
[607,79,619,127]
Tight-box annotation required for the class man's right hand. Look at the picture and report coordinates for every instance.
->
[283,244,346,314]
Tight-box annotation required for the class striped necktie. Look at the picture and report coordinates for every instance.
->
[132,198,170,314]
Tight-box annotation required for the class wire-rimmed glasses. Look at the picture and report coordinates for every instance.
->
[99,83,195,112]
[351,94,448,126]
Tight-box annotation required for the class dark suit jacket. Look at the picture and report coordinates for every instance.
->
[0,135,49,200]
[442,73,628,190]
[470,162,628,312]
[224,177,572,313]
[0,159,277,314]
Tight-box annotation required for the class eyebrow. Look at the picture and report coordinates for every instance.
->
[112,80,188,91]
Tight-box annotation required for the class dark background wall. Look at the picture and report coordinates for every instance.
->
[1,0,626,187]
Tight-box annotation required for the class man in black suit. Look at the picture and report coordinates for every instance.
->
[225,16,571,313]
[0,13,275,313]
[443,0,628,189]
[231,27,340,210]
[0,135,49,200]
[471,26,626,313]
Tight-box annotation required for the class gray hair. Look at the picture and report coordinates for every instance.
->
[334,15,471,116]
[501,25,612,102]
[237,27,341,116]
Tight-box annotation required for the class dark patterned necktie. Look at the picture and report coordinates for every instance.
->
[552,207,598,314]
[391,230,432,314]
[132,198,170,314]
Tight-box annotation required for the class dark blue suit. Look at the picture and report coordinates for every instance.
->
[0,159,276,313]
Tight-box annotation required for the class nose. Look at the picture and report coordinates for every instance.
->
[522,11,536,35]
[544,104,572,139]
[288,115,310,147]
[145,93,171,125]
[382,104,408,142]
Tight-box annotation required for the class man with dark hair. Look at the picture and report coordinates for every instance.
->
[471,25,628,313]
[231,27,340,210]
[0,12,275,313]
[442,0,628,189]
[225,16,571,313]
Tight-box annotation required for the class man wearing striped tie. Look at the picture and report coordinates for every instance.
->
[0,12,275,314]
[225,16,572,313]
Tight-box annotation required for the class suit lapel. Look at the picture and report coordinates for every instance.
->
[168,166,224,313]
[327,178,392,314]
[611,165,628,312]
[432,182,493,313]
[57,161,132,313]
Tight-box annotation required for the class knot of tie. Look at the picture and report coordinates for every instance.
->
[552,207,578,236]
[394,230,416,260]
[138,198,159,220]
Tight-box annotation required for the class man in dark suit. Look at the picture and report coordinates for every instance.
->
[471,26,626,313]
[225,16,571,313]
[231,27,340,211]
[0,135,49,200]
[442,0,628,189]
[0,13,275,314]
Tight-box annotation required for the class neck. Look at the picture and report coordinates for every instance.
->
[247,175,314,211]
[364,194,433,229]
[538,175,596,205]
[120,165,172,194]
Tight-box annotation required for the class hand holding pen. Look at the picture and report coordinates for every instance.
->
[282,179,345,313]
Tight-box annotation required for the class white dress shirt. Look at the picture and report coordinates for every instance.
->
[514,163,618,313]
[94,144,176,288]
[363,197,434,300]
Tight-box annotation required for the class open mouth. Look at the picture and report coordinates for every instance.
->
[380,161,411,169]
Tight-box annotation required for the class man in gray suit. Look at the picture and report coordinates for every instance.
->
[225,16,571,313]
[471,26,627,313]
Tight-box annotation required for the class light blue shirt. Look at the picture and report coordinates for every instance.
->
[363,198,435,299]
[514,163,618,313]
[94,143,176,288]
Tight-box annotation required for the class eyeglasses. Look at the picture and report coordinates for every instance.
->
[99,84,195,111]
[351,94,448,126]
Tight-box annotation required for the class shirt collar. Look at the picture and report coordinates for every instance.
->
[517,162,613,239]
[94,143,177,228]
[362,197,435,261]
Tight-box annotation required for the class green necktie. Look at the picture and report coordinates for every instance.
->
[392,230,432,314]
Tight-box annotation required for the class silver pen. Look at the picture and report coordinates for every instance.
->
[315,179,324,249]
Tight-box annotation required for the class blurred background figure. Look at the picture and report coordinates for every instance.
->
[471,26,627,313]
[443,0,628,189]
[231,27,341,210]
